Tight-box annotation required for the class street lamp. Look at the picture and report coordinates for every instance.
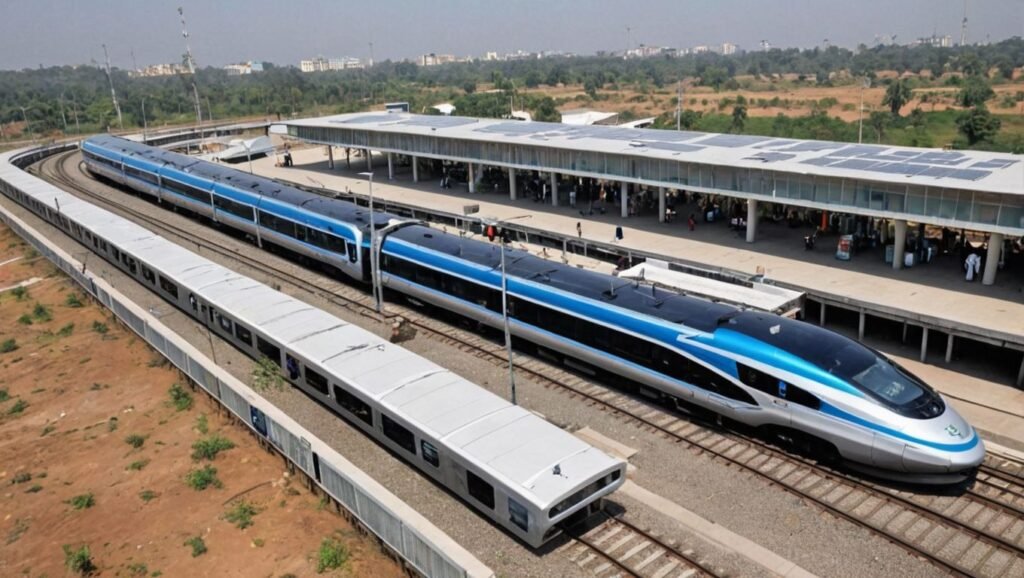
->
[857,77,871,144]
[482,214,532,405]
[18,106,33,141]
[358,172,382,314]
[141,96,149,142]
[241,139,255,174]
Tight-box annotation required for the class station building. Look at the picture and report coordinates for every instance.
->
[271,113,1023,285]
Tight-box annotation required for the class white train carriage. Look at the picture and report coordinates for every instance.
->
[1,152,627,547]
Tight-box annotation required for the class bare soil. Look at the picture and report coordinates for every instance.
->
[0,225,402,577]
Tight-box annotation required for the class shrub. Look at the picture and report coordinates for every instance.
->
[91,321,108,334]
[32,302,52,322]
[224,500,258,529]
[11,286,28,301]
[127,459,150,471]
[67,493,95,510]
[41,424,56,436]
[139,489,157,502]
[17,314,32,325]
[11,472,32,484]
[184,535,207,557]
[62,544,96,576]
[26,484,43,493]
[251,356,286,392]
[191,434,235,461]
[65,293,84,307]
[126,562,148,576]
[107,416,118,432]
[57,323,75,337]
[316,537,349,573]
[195,414,209,434]
[185,465,221,490]
[168,383,193,411]
[1,339,18,353]
[0,388,8,401]
[125,434,147,449]
[8,399,28,415]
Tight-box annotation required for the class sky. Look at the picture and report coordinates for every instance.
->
[0,0,1022,70]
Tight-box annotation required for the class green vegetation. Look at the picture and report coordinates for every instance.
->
[127,459,150,471]
[10,286,29,301]
[107,416,119,432]
[41,424,56,436]
[0,338,17,353]
[67,493,95,510]
[32,302,52,322]
[316,536,350,574]
[139,489,157,502]
[11,472,32,484]
[91,321,108,334]
[7,398,28,415]
[0,388,8,402]
[168,383,193,411]
[224,500,259,529]
[184,535,207,557]
[126,562,148,576]
[191,434,235,461]
[26,484,43,494]
[195,414,209,434]
[16,313,31,325]
[62,544,96,576]
[65,292,84,307]
[185,465,221,490]
[57,322,75,337]
[125,433,147,449]
[251,355,286,392]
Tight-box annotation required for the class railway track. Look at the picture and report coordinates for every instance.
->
[33,150,1024,577]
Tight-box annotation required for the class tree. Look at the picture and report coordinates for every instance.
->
[957,76,995,108]
[956,105,1001,146]
[678,109,703,130]
[881,79,912,116]
[730,104,748,133]
[462,81,476,95]
[532,96,559,123]
[868,110,890,142]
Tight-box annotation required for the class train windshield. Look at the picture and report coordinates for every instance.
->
[723,313,944,419]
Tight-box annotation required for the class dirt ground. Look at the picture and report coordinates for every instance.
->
[0,225,402,577]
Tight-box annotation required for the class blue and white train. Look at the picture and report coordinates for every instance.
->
[82,134,985,484]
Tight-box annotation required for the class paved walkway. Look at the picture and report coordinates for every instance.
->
[249,148,1024,450]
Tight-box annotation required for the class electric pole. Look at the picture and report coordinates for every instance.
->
[178,6,203,130]
[101,44,124,130]
[960,0,968,46]
[676,80,683,131]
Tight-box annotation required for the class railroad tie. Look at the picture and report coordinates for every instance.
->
[651,560,680,578]
[618,540,651,563]
[634,550,665,571]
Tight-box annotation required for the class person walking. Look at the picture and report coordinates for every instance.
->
[569,187,577,208]
[688,213,696,232]
[576,221,582,238]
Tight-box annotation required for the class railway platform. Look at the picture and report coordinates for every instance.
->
[249,148,1024,453]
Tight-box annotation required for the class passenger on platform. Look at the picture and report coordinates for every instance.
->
[964,253,982,281]
[576,221,582,238]
[569,188,577,207]
[688,214,696,231]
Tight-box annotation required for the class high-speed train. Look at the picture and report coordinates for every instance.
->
[82,134,985,484]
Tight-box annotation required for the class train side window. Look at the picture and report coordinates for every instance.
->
[421,440,440,467]
[285,354,300,380]
[382,414,416,454]
[158,275,179,299]
[216,312,233,333]
[233,323,253,347]
[256,336,281,367]
[689,363,757,405]
[737,364,779,396]
[141,265,156,285]
[508,498,529,532]
[294,224,308,242]
[348,243,358,263]
[333,385,373,426]
[304,367,329,395]
[466,470,495,510]
[783,383,821,410]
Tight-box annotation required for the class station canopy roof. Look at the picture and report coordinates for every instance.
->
[281,112,1024,195]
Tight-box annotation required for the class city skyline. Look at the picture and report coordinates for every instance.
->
[1,0,1023,71]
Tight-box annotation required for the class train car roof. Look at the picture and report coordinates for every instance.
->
[34,146,624,507]
[389,224,737,333]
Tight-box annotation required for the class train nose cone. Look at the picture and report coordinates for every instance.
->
[942,406,985,471]
[950,433,986,471]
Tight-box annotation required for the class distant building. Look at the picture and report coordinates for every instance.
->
[419,53,456,66]
[721,42,737,55]
[692,45,710,54]
[300,56,363,73]
[223,61,263,76]
[132,63,189,78]
[913,34,953,48]
[385,102,410,113]
[560,109,619,126]
[483,51,499,61]
[433,103,456,116]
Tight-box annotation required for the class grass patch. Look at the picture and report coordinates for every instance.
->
[124,434,147,449]
[57,323,75,337]
[91,321,108,334]
[11,286,28,301]
[224,500,259,529]
[185,465,221,491]
[1,338,18,353]
[251,538,264,548]
[6,518,28,544]
[195,414,209,435]
[184,535,207,557]
[65,293,84,308]
[139,489,157,503]
[66,493,95,510]
[316,536,350,574]
[16,314,32,325]
[168,383,193,411]
[41,424,56,437]
[251,355,286,392]
[107,416,118,432]
[32,302,52,322]
[63,544,96,576]
[126,562,148,576]
[191,434,235,461]
[127,459,150,471]
[0,388,8,402]
[11,472,32,484]
[7,399,28,415]
[26,484,43,494]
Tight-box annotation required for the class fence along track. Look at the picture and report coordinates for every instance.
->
[41,150,1024,577]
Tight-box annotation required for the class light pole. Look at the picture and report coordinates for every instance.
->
[858,77,871,144]
[141,96,149,142]
[482,214,532,404]
[18,106,33,141]
[241,139,254,174]
[58,91,69,136]
[359,172,382,314]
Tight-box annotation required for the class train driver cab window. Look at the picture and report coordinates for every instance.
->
[382,414,416,454]
[256,336,281,367]
[466,470,495,510]
[285,354,300,380]
[421,440,440,468]
[737,364,779,396]
[508,498,529,531]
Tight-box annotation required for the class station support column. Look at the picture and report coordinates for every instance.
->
[468,163,476,193]
[621,182,628,218]
[658,187,666,223]
[550,172,558,206]
[365,149,372,171]
[983,233,1004,286]
[411,156,419,183]
[893,219,907,270]
[509,169,517,201]
[387,153,394,180]
[746,199,758,243]
[327,147,334,169]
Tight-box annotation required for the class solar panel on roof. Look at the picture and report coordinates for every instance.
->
[971,159,1019,169]
[744,152,795,163]
[475,122,542,136]
[830,145,886,158]
[752,139,797,149]
[639,131,706,142]
[800,157,838,167]
[696,134,771,148]
[331,114,396,125]
[872,162,924,175]
[400,116,478,129]
[832,158,881,170]
[947,168,991,181]
[777,141,844,153]
[642,142,705,153]
[888,150,919,158]
[917,166,955,178]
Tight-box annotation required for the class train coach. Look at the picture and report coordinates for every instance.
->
[2,149,626,548]
[81,134,985,484]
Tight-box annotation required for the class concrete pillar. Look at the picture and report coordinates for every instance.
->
[658,187,666,223]
[945,334,955,363]
[387,153,394,180]
[509,169,517,201]
[858,310,865,341]
[746,199,758,243]
[892,219,907,270]
[468,163,476,194]
[365,149,372,171]
[920,327,929,363]
[550,172,558,206]
[819,302,826,326]
[982,233,1004,286]
[327,146,334,169]
[879,219,888,244]
[411,156,419,183]
[621,182,628,218]
[1017,355,1024,388]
